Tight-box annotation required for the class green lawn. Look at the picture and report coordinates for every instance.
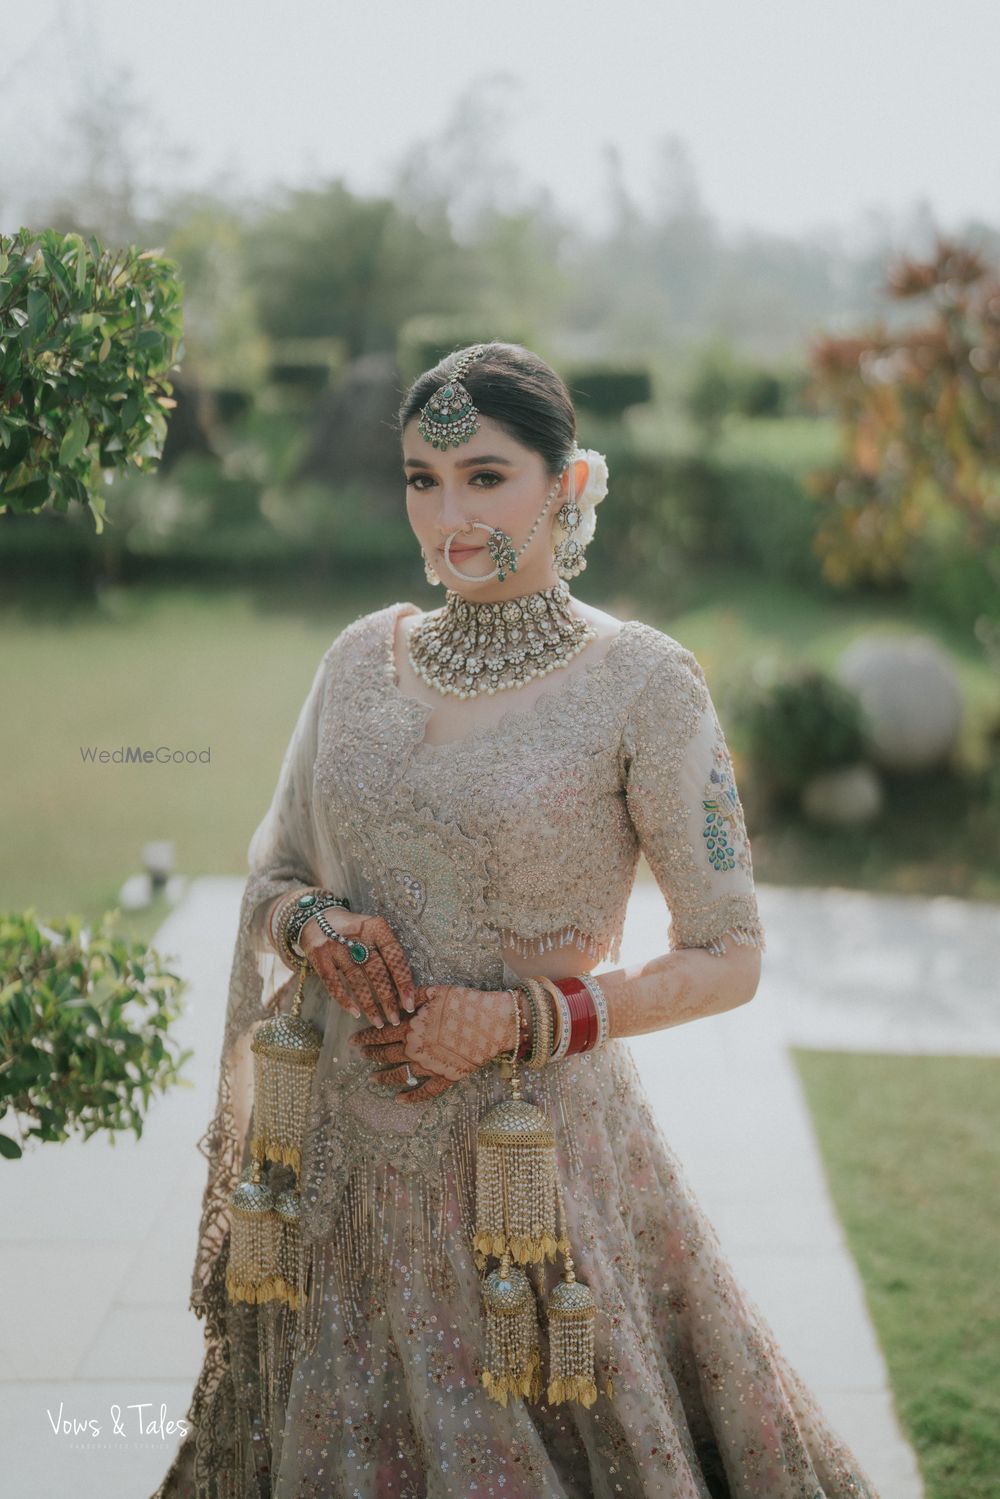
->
[794,1050,1000,1499]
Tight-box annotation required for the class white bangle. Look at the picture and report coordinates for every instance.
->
[549,983,573,1062]
[579,974,609,1048]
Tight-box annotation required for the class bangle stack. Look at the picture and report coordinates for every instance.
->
[504,972,609,1066]
[271,888,352,968]
[515,978,554,1069]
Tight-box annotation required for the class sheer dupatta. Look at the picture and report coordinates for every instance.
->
[153,646,350,1497]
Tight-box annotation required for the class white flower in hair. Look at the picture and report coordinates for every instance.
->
[551,446,609,577]
[573,447,609,511]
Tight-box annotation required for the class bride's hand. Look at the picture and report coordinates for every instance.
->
[297,906,417,1030]
[348,983,521,1102]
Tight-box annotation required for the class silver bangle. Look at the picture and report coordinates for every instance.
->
[579,974,609,1048]
[285,892,351,957]
[550,983,573,1062]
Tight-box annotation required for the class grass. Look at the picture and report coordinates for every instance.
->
[794,1050,1000,1499]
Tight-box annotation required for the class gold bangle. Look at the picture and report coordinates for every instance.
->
[534,975,568,1061]
[511,980,534,1063]
[523,976,554,1068]
[507,988,522,1063]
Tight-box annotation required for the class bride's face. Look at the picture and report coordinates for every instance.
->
[402,414,565,599]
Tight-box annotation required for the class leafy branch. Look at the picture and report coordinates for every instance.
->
[0,227,184,530]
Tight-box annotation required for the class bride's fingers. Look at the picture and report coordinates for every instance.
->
[356,1039,408,1065]
[365,917,418,1011]
[370,1062,415,1088]
[353,945,401,1027]
[315,944,387,1029]
[302,945,361,1017]
[298,921,381,1024]
[349,1018,409,1049]
[399,1073,452,1103]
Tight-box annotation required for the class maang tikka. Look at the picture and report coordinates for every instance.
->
[417,344,489,450]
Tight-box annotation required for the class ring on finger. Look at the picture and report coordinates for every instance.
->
[315,909,370,964]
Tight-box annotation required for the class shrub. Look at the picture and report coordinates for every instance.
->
[0,909,190,1160]
[735,667,871,801]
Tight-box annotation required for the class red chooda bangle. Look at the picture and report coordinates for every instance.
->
[554,976,597,1055]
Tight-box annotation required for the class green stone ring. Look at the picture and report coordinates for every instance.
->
[315,910,370,964]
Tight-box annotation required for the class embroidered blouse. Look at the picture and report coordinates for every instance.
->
[253,599,765,995]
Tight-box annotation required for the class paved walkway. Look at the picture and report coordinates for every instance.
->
[4,875,991,1497]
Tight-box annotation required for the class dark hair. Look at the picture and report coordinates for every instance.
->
[398,341,576,476]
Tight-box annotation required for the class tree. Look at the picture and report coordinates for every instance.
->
[808,237,1000,620]
[0,227,183,529]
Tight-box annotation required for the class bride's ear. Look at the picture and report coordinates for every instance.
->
[574,455,590,501]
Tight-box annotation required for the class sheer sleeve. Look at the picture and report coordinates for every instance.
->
[244,649,331,948]
[622,644,766,957]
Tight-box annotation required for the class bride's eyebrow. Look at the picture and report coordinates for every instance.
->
[403,455,515,470]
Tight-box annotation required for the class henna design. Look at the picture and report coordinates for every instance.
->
[349,984,517,1098]
[299,909,418,1027]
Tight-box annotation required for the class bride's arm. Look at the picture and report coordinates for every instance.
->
[587,937,760,1041]
[591,643,766,1041]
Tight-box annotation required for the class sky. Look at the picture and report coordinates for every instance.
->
[3,0,998,244]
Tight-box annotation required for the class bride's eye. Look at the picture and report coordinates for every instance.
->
[405,471,503,490]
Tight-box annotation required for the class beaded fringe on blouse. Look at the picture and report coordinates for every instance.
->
[493,921,766,963]
[495,922,621,962]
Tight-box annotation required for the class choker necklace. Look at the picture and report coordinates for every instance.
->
[408,579,598,699]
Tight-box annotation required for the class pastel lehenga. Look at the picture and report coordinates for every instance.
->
[151,602,880,1499]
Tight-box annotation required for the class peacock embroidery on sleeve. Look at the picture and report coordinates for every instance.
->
[701,731,753,878]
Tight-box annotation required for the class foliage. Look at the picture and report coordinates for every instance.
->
[808,237,1000,626]
[684,344,808,444]
[0,227,183,529]
[712,458,826,584]
[563,364,652,419]
[736,666,871,800]
[0,908,190,1160]
[244,184,475,359]
[161,202,269,393]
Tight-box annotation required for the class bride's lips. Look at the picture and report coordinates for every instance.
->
[438,545,483,554]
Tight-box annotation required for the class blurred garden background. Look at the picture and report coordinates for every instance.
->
[2,4,999,1495]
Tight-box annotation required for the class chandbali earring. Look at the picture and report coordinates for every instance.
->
[553,454,588,580]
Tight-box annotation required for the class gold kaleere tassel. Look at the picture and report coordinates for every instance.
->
[250,959,321,1173]
[481,1253,542,1407]
[226,1160,281,1304]
[473,1046,567,1267]
[273,1187,304,1311]
[546,1179,598,1406]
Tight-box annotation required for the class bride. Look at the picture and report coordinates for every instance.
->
[153,341,879,1497]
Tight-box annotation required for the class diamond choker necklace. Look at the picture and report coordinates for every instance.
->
[407,579,598,699]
